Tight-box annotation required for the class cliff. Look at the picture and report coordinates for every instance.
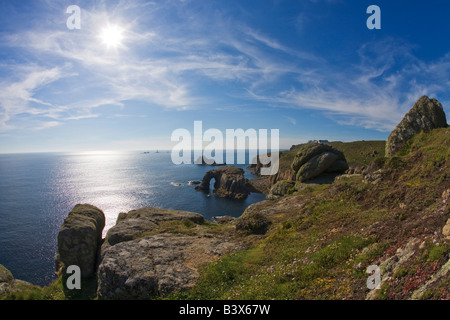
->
[1,96,448,300]
[181,125,449,300]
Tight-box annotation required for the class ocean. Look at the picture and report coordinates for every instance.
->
[0,151,266,286]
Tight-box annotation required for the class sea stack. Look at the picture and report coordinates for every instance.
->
[54,204,105,278]
[195,166,252,199]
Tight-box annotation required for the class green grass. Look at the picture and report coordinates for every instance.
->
[174,128,449,300]
[327,140,386,167]
[173,231,376,299]
[1,277,65,300]
[1,274,100,300]
[3,128,448,300]
[278,140,386,172]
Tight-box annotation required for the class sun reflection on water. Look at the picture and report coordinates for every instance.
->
[55,151,156,236]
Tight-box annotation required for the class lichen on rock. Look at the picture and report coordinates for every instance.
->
[268,180,296,200]
[55,204,105,278]
[386,96,448,157]
[96,206,240,299]
[291,143,348,182]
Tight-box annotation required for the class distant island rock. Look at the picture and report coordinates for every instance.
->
[386,95,448,157]
[195,166,254,199]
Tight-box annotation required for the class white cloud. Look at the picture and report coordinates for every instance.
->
[0,66,63,131]
[1,2,450,135]
[247,39,450,132]
[284,116,297,125]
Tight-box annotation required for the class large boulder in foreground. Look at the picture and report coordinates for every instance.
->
[101,207,204,251]
[97,207,239,299]
[291,144,348,182]
[195,166,252,199]
[55,204,105,278]
[386,96,447,157]
[97,235,198,299]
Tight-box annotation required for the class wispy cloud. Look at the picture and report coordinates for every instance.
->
[247,39,450,132]
[1,1,449,135]
[0,66,63,130]
[284,116,297,125]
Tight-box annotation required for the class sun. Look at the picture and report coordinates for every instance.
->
[100,24,124,49]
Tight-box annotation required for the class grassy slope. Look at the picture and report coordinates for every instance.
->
[175,128,449,300]
[2,130,448,300]
[287,140,386,169]
[327,140,386,167]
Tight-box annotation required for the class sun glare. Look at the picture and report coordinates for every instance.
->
[100,24,124,49]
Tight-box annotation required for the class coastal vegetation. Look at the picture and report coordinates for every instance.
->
[1,97,448,300]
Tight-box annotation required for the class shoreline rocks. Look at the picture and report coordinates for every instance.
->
[54,204,105,278]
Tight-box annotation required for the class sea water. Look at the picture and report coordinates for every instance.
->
[0,151,266,286]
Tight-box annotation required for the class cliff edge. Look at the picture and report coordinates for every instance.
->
[1,96,448,300]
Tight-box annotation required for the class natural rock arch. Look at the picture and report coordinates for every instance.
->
[195,166,252,199]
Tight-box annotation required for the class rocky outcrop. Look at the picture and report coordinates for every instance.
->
[235,213,271,235]
[248,154,296,185]
[98,235,197,299]
[291,144,348,182]
[97,206,240,299]
[55,204,105,278]
[195,166,253,199]
[386,96,448,157]
[0,264,37,296]
[101,207,204,251]
[268,180,295,200]
[0,264,13,285]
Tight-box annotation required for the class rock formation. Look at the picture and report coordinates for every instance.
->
[96,207,240,299]
[98,235,198,299]
[0,264,37,296]
[291,144,348,182]
[55,204,105,278]
[195,166,253,199]
[248,154,296,185]
[100,207,204,251]
[386,96,448,157]
[267,180,296,200]
[51,205,242,300]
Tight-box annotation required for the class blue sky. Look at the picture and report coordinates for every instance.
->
[0,0,449,153]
